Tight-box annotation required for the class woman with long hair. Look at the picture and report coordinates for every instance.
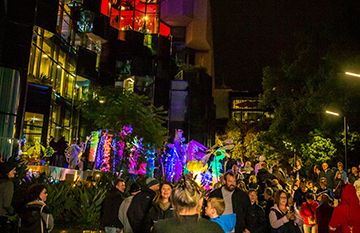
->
[19,184,54,233]
[152,176,223,233]
[248,175,259,191]
[146,182,173,231]
[315,193,334,233]
[269,190,303,233]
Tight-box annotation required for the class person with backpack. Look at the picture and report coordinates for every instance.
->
[19,184,53,233]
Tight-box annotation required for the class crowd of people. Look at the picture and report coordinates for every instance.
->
[1,155,360,233]
[48,135,92,170]
[98,157,360,233]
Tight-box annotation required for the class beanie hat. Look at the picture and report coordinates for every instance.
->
[0,162,16,175]
[146,177,159,188]
[129,183,141,193]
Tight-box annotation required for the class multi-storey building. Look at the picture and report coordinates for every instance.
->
[0,0,216,157]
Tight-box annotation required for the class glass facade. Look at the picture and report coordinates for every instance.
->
[0,67,21,157]
[24,2,95,146]
[102,0,159,34]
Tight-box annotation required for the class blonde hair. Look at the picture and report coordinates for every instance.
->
[208,198,225,215]
[238,180,248,192]
[249,175,257,183]
[170,176,204,214]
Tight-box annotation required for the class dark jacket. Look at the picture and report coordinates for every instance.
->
[348,173,358,185]
[0,179,14,217]
[146,202,173,231]
[264,197,275,231]
[152,214,224,233]
[257,169,274,184]
[246,203,266,233]
[127,188,156,233]
[293,188,313,209]
[315,203,333,233]
[102,187,124,228]
[19,201,54,233]
[209,187,251,233]
[319,169,334,189]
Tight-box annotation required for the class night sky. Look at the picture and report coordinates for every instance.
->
[211,0,360,91]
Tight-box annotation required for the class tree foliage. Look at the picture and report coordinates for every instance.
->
[259,30,360,167]
[79,86,167,149]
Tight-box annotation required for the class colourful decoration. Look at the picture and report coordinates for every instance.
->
[89,131,100,162]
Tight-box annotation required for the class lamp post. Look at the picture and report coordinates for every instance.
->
[325,111,348,171]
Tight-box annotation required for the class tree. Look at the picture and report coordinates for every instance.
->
[79,86,167,150]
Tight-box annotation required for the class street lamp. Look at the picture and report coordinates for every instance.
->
[345,72,360,78]
[325,110,348,170]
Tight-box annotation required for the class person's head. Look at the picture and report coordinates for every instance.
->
[170,176,204,215]
[351,166,358,175]
[273,179,279,185]
[205,197,225,218]
[224,172,236,191]
[296,159,302,167]
[314,165,321,174]
[265,179,274,188]
[322,162,329,171]
[274,190,288,207]
[232,165,238,174]
[259,156,265,162]
[72,139,77,144]
[299,178,307,191]
[306,181,313,190]
[236,159,243,167]
[27,184,48,202]
[114,178,126,193]
[264,187,274,200]
[129,182,141,196]
[248,189,258,204]
[160,182,173,202]
[305,193,315,204]
[335,171,342,180]
[0,162,16,179]
[219,174,225,184]
[237,180,247,191]
[320,193,332,206]
[319,177,327,188]
[245,161,251,167]
[337,162,344,172]
[249,175,257,184]
[260,162,267,170]
[146,177,160,191]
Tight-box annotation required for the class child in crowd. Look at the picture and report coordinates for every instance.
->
[205,197,236,233]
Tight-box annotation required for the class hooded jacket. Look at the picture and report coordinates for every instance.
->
[329,184,360,233]
[210,213,236,233]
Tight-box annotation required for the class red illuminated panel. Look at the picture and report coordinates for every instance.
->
[101,0,109,16]
[159,22,170,37]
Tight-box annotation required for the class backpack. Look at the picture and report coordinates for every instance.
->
[19,201,47,233]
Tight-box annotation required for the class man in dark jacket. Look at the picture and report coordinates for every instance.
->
[208,172,251,233]
[102,178,126,233]
[319,162,334,189]
[127,178,160,233]
[246,189,266,233]
[257,162,274,194]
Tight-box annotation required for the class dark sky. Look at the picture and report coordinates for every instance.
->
[211,0,360,91]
